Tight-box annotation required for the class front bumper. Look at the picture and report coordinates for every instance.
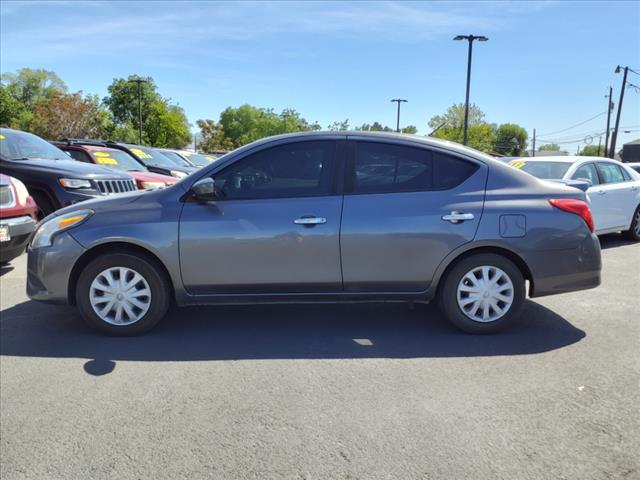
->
[528,233,602,298]
[26,231,86,304]
[0,215,37,263]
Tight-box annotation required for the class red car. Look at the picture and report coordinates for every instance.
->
[0,173,38,264]
[55,142,178,190]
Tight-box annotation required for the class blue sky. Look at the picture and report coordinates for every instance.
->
[1,0,639,150]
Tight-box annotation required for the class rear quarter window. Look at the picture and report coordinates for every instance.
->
[351,142,478,194]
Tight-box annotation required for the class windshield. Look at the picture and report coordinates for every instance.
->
[90,149,146,172]
[159,150,193,167]
[0,129,70,161]
[511,160,572,179]
[128,146,177,168]
[184,152,216,167]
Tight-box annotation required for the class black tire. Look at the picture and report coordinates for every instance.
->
[622,205,640,242]
[76,253,171,335]
[30,191,55,220]
[438,253,526,334]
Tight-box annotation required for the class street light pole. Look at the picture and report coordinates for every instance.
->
[609,65,628,158]
[128,78,148,145]
[454,34,488,145]
[390,99,407,132]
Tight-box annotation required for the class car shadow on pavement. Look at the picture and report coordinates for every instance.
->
[598,233,637,250]
[0,299,585,375]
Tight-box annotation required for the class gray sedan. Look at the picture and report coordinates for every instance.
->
[26,132,601,335]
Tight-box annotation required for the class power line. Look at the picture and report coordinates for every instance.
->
[537,112,606,137]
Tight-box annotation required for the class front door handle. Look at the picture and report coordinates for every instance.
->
[597,189,606,195]
[442,211,474,223]
[294,216,327,226]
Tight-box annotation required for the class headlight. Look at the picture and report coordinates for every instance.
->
[170,170,188,178]
[31,209,93,249]
[140,181,166,190]
[59,178,92,189]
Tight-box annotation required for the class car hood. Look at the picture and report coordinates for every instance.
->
[128,171,178,184]
[5,158,133,179]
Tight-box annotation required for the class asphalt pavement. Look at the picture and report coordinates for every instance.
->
[1,235,638,480]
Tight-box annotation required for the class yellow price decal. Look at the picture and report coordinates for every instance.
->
[510,161,526,169]
[0,134,5,140]
[131,148,152,159]
[94,151,110,157]
[96,157,118,165]
[205,156,214,161]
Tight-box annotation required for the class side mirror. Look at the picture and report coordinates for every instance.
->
[190,177,216,202]
[576,177,593,187]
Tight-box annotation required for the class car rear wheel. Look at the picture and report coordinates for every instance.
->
[623,205,640,241]
[76,253,170,335]
[438,253,526,334]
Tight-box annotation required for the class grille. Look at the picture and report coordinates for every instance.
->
[95,179,137,195]
[0,185,15,207]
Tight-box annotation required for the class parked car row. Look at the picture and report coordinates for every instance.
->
[507,156,640,241]
[0,127,221,263]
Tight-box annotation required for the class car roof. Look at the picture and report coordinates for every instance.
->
[512,156,621,164]
[234,131,502,164]
[62,144,120,153]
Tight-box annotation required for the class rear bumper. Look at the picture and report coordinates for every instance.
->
[0,215,36,263]
[26,231,86,304]
[527,233,602,298]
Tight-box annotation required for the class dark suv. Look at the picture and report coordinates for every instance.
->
[104,142,198,178]
[0,128,136,217]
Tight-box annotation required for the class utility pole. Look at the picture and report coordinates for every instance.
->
[609,66,628,158]
[532,128,536,157]
[390,99,407,132]
[453,34,489,145]
[128,78,148,145]
[604,86,613,157]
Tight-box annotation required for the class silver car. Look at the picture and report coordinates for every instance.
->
[27,132,601,335]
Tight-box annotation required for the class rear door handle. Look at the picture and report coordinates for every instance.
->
[294,216,327,226]
[442,212,474,223]
[597,190,606,195]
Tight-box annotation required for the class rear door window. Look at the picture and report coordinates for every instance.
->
[350,142,477,194]
[597,163,625,184]
[572,163,600,185]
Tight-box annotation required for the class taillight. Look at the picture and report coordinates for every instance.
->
[549,198,594,233]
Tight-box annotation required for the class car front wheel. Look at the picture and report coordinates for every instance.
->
[623,205,640,241]
[76,253,171,335]
[438,253,526,334]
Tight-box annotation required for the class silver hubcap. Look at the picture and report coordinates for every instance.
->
[457,266,514,323]
[89,267,151,325]
[634,210,640,236]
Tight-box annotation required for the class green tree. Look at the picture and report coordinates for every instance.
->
[1,68,68,130]
[196,119,234,152]
[579,145,606,157]
[492,123,528,156]
[432,123,496,153]
[357,122,393,132]
[217,105,318,148]
[103,75,191,147]
[402,125,418,134]
[0,84,25,127]
[539,143,560,151]
[327,119,350,131]
[144,101,192,148]
[427,103,485,130]
[1,68,67,107]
